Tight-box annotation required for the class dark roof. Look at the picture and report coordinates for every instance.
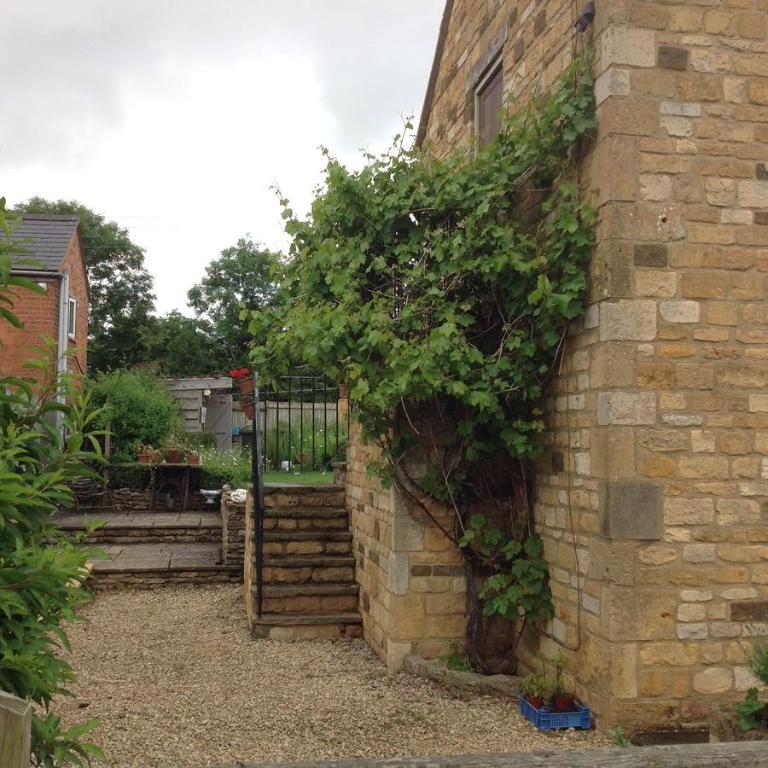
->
[11,214,79,272]
[416,0,454,148]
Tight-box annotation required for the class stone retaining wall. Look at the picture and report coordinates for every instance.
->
[221,495,247,568]
[93,569,241,591]
[346,422,467,669]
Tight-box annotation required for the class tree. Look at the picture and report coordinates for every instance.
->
[0,197,104,766]
[15,198,156,372]
[90,369,182,461]
[140,311,222,377]
[188,236,282,369]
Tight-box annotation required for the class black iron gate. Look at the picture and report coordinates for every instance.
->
[259,375,349,473]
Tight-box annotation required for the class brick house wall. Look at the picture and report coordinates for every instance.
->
[347,0,768,737]
[0,221,88,378]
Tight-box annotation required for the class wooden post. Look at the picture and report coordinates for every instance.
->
[0,691,32,768]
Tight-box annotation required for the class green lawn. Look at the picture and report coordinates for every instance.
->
[262,470,335,485]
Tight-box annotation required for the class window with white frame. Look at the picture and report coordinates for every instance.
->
[475,59,503,148]
[67,297,77,340]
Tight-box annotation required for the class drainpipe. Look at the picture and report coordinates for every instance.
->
[56,273,70,426]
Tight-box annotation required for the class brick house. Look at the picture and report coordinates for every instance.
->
[344,0,768,738]
[0,214,88,378]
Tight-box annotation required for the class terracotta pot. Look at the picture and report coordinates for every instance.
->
[553,694,576,712]
[188,453,200,466]
[525,695,544,709]
[164,449,185,464]
[238,377,256,420]
[137,453,153,465]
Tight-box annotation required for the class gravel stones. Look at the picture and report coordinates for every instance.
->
[56,585,607,767]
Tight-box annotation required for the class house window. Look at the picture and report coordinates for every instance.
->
[67,297,77,340]
[475,60,503,147]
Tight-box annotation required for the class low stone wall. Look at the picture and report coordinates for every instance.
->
[404,655,521,698]
[221,494,246,568]
[83,526,220,545]
[79,487,212,513]
[93,569,241,590]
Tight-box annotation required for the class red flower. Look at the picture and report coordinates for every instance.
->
[229,368,251,379]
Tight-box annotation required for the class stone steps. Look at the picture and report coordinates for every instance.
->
[250,611,362,640]
[259,583,359,614]
[89,542,239,590]
[57,511,222,545]
[263,530,352,556]
[262,555,356,585]
[250,484,361,639]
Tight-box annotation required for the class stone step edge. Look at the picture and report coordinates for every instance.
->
[263,506,347,518]
[263,531,352,542]
[90,563,239,575]
[257,583,359,597]
[251,611,362,626]
[261,556,355,568]
[265,484,344,493]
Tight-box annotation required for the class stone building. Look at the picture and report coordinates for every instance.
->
[346,0,768,737]
[0,214,88,378]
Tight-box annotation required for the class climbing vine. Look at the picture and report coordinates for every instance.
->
[251,51,597,670]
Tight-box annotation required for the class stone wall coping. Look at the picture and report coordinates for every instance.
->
[403,655,521,698]
[222,742,768,768]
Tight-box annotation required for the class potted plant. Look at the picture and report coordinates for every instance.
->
[162,437,187,465]
[136,444,162,464]
[188,450,200,466]
[522,673,551,710]
[231,368,255,419]
[551,653,576,712]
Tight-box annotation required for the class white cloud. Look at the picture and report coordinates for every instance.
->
[1,0,444,313]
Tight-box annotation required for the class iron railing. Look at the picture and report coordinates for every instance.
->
[249,378,265,618]
[258,375,349,473]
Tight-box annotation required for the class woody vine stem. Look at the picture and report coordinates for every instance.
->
[251,50,598,671]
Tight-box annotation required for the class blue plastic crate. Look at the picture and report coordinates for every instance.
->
[519,694,592,731]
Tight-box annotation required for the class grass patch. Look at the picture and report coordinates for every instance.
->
[263,470,335,485]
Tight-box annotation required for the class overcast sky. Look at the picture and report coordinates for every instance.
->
[1,1,444,313]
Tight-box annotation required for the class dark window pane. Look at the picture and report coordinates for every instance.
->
[477,64,503,146]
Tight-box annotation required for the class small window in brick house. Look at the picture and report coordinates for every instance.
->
[475,60,503,147]
[67,297,77,340]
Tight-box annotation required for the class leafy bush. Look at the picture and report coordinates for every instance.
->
[0,197,104,766]
[200,449,251,488]
[90,370,181,462]
[106,463,152,490]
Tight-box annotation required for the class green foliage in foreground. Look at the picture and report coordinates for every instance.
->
[0,197,105,765]
[736,641,768,731]
[89,370,182,462]
[251,53,597,666]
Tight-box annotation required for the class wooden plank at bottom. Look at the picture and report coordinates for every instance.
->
[223,742,768,768]
[0,691,32,768]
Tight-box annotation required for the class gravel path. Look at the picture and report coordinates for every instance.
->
[57,585,608,767]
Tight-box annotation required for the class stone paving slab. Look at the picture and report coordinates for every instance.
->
[90,542,222,573]
[57,511,221,530]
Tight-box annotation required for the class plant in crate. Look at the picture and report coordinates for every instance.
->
[551,653,576,712]
[522,673,553,710]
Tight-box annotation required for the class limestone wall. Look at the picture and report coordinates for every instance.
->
[410,0,768,736]
[346,422,467,669]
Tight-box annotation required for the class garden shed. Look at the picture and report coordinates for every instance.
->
[165,376,233,451]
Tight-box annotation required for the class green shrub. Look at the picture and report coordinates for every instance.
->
[90,371,181,462]
[0,198,105,766]
[180,431,218,452]
[106,463,152,490]
[200,449,251,488]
